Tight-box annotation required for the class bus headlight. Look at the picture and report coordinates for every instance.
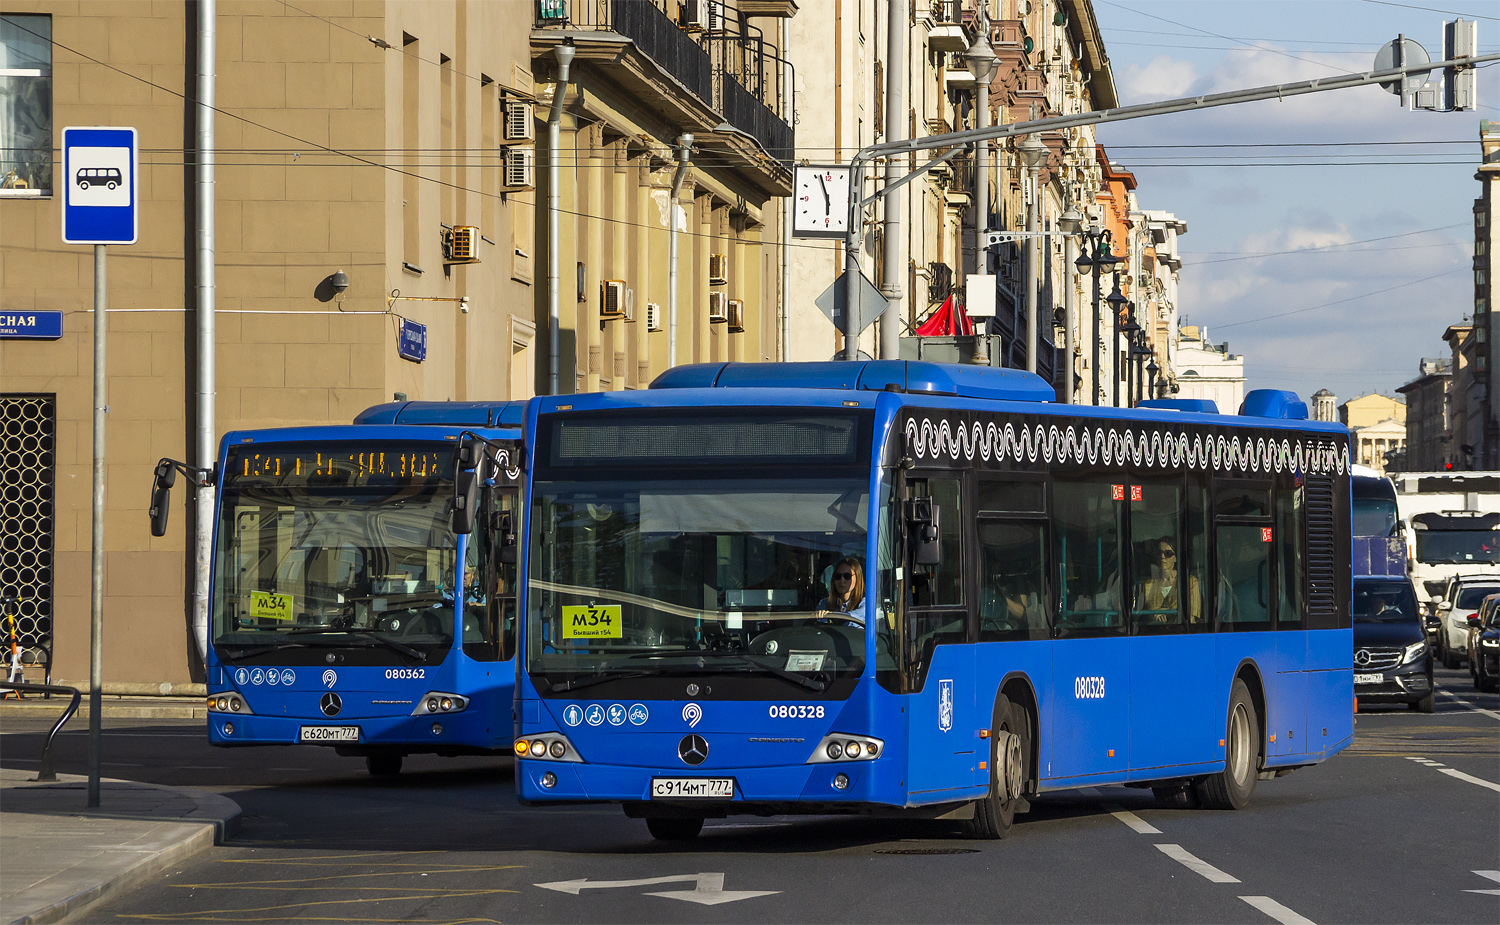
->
[411,692,469,715]
[808,734,884,764]
[207,693,252,714]
[514,732,583,762]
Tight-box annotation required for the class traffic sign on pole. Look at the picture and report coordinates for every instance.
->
[61,127,138,245]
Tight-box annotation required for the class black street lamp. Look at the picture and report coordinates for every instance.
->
[1074,229,1120,405]
[1105,277,1129,407]
[1146,356,1161,400]
[1129,334,1151,405]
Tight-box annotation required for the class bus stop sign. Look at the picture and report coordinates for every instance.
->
[61,126,138,245]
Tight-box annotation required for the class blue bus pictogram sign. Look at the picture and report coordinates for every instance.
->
[61,126,138,245]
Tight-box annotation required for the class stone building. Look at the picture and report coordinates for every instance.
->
[1310,388,1337,423]
[0,1,791,688]
[1172,324,1245,412]
[1396,358,1452,471]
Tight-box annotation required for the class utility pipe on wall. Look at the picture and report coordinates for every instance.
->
[878,0,906,360]
[546,40,575,395]
[192,0,216,666]
[668,134,692,369]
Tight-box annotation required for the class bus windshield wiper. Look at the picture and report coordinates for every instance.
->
[549,670,655,693]
[221,632,426,663]
[699,651,827,692]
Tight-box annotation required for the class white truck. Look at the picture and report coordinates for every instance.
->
[1393,471,1500,666]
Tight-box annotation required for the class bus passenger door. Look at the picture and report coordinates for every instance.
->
[902,475,980,803]
[1048,479,1130,782]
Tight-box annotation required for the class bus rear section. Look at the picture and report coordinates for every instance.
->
[1352,466,1405,577]
[513,362,1354,839]
[189,402,523,776]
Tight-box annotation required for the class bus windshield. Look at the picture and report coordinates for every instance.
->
[1352,498,1398,537]
[526,476,869,688]
[212,443,464,662]
[1414,529,1500,565]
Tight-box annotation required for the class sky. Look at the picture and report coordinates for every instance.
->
[1088,0,1500,405]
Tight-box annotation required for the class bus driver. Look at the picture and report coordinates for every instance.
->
[817,557,866,624]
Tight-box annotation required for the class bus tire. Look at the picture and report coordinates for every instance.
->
[366,751,403,777]
[965,693,1028,840]
[645,817,703,840]
[1195,678,1258,810]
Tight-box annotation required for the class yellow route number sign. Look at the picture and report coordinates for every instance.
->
[562,604,622,639]
[249,591,294,622]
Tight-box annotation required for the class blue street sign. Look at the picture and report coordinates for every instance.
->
[0,311,63,340]
[61,127,138,245]
[397,318,427,363]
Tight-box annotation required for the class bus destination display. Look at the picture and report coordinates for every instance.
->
[225,444,452,487]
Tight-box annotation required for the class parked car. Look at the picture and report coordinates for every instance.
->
[1432,575,1500,669]
[1468,595,1500,692]
[1353,577,1434,712]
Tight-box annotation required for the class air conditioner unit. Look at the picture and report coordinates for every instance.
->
[681,0,724,31]
[503,101,534,143]
[727,299,744,333]
[646,302,663,332]
[537,0,569,23]
[709,252,728,285]
[504,147,535,189]
[444,225,481,264]
[708,291,728,323]
[600,280,627,319]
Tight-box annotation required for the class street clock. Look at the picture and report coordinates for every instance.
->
[792,165,852,238]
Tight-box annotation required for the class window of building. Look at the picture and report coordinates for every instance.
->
[1,14,51,196]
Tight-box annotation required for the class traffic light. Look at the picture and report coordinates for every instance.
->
[1444,18,1478,112]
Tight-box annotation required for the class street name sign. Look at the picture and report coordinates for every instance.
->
[0,311,63,339]
[61,126,138,245]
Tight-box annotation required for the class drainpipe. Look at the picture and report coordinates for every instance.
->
[191,0,216,667]
[668,134,692,369]
[547,40,575,395]
[878,0,906,360]
[781,18,791,361]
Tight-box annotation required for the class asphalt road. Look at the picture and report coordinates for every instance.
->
[3,666,1496,924]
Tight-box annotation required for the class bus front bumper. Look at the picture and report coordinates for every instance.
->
[206,709,492,750]
[514,759,897,809]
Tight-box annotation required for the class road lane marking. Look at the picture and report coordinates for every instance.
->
[1105,806,1161,834]
[1436,690,1500,720]
[1241,895,1317,924]
[536,873,779,905]
[1156,844,1240,883]
[1438,767,1500,793]
[1467,870,1500,896]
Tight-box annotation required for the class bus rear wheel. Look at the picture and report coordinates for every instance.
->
[1195,678,1258,810]
[965,693,1029,839]
[645,816,703,840]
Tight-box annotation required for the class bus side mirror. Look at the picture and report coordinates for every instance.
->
[149,461,177,537]
[496,511,518,565]
[452,440,484,536]
[907,498,941,566]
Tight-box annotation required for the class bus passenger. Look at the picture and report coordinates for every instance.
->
[1137,539,1200,624]
[817,557,866,623]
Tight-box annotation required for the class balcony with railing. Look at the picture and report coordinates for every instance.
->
[533,0,793,174]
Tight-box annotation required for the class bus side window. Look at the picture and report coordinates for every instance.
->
[1214,523,1274,632]
[977,520,1049,642]
[1130,482,1189,635]
[1052,479,1126,637]
[1187,476,1210,630]
[1277,485,1304,630]
[908,478,963,608]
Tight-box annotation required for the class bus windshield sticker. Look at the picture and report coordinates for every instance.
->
[561,604,622,639]
[1111,484,1125,501]
[249,591,294,621]
[628,703,649,725]
[784,651,826,673]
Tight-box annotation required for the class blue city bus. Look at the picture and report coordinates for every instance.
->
[1351,465,1405,577]
[152,401,524,776]
[511,362,1354,838]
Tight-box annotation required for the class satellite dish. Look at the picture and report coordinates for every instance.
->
[1373,37,1432,95]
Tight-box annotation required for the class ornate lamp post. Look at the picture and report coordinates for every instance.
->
[1146,356,1161,400]
[1057,205,1083,403]
[1119,304,1143,406]
[1074,226,1120,405]
[964,19,999,366]
[1105,276,1129,407]
[1017,133,1049,374]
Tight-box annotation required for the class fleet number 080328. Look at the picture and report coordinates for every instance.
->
[769,704,825,718]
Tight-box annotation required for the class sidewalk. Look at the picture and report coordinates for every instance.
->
[0,769,240,925]
[0,695,207,721]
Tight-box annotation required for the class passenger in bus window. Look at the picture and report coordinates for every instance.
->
[1136,539,1200,624]
[817,557,866,623]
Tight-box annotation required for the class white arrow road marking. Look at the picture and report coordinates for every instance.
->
[1156,844,1240,883]
[1438,767,1500,793]
[535,873,779,905]
[1105,805,1161,834]
[1466,870,1500,896]
[1240,895,1317,925]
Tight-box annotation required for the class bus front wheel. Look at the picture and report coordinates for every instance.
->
[645,816,703,840]
[1195,678,1258,810]
[965,693,1029,839]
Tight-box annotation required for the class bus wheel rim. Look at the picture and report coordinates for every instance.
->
[1229,702,1250,785]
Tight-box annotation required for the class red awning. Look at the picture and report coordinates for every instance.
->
[914,294,973,336]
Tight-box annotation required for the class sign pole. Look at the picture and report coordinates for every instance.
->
[88,243,106,808]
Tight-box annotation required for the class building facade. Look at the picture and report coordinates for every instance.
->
[1310,388,1337,423]
[1396,358,1452,471]
[1172,324,1244,412]
[0,1,792,688]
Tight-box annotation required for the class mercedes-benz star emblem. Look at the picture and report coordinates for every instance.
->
[320,692,343,717]
[1354,649,1371,667]
[678,733,709,766]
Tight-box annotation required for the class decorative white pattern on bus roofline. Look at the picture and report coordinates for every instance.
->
[904,418,1349,475]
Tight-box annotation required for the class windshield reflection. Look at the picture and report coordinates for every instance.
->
[526,478,870,683]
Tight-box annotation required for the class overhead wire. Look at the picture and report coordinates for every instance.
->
[1214,268,1467,329]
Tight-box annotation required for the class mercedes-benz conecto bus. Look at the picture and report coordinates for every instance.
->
[511,361,1354,839]
[150,401,524,776]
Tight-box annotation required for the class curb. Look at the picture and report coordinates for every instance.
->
[0,699,207,721]
[6,781,241,925]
